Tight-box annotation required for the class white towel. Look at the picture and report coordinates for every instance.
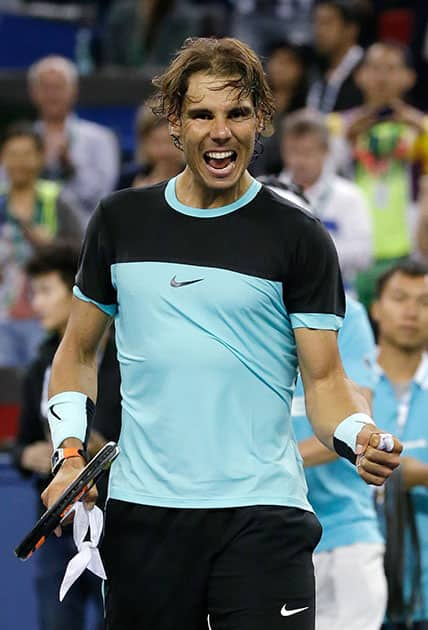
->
[59,502,106,601]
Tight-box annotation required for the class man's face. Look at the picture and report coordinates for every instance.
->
[141,122,183,167]
[1,136,42,187]
[267,49,303,90]
[282,132,327,189]
[313,5,354,56]
[372,272,428,352]
[31,272,72,333]
[30,68,76,121]
[358,46,413,104]
[172,72,262,192]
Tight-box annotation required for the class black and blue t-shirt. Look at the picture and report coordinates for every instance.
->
[74,177,345,509]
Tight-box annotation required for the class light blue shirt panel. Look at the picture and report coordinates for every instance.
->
[373,377,428,621]
[73,285,117,317]
[108,260,314,509]
[165,176,262,217]
[290,312,343,331]
[292,297,382,550]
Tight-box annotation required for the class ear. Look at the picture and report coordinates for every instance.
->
[168,118,180,140]
[354,64,366,91]
[370,299,380,324]
[401,67,416,93]
[256,111,264,134]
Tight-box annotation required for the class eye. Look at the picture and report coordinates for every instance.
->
[189,111,213,121]
[229,108,251,120]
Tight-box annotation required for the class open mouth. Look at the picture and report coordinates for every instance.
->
[203,150,237,171]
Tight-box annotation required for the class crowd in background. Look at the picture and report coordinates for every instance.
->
[2,1,428,629]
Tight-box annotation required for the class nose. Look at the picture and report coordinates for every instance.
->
[209,116,232,142]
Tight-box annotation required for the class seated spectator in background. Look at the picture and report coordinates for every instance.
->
[117,103,184,190]
[0,123,82,368]
[292,294,387,630]
[230,0,315,58]
[12,241,120,630]
[306,0,365,113]
[416,175,428,263]
[276,109,373,289]
[330,42,428,309]
[371,260,428,629]
[102,0,204,70]
[251,39,310,176]
[29,55,119,218]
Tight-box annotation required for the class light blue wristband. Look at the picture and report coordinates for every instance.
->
[47,391,93,450]
[333,412,375,463]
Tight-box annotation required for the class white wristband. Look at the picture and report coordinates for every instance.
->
[333,413,375,463]
[48,391,93,450]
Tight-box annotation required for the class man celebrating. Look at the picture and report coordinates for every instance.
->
[42,37,401,630]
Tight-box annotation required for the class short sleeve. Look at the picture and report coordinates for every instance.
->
[284,218,345,330]
[74,201,117,316]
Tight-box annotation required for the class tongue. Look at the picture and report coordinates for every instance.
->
[208,157,232,169]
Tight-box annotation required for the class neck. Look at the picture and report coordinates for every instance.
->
[327,42,353,72]
[377,339,423,384]
[293,172,322,192]
[175,168,253,209]
[44,118,67,131]
[10,182,36,195]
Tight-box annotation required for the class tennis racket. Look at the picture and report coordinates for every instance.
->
[14,441,119,560]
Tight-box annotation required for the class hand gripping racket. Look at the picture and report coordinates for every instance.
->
[14,441,120,560]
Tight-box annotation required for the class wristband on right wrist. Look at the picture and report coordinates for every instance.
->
[333,413,375,464]
[47,391,94,450]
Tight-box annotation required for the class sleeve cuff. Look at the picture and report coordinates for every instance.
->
[73,285,117,317]
[290,313,343,331]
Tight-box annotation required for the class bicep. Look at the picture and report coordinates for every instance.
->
[294,327,344,386]
[62,296,112,359]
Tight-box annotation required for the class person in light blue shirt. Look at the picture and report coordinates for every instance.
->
[371,260,428,630]
[292,295,387,630]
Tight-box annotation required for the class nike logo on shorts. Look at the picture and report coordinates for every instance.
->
[170,275,204,288]
[280,604,309,617]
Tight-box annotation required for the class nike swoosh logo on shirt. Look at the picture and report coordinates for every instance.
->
[280,605,309,617]
[170,275,204,288]
[49,405,62,421]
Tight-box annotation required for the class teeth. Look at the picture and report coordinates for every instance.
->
[206,151,234,159]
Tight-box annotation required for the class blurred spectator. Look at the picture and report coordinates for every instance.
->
[329,42,428,309]
[101,0,204,70]
[12,241,113,630]
[117,103,184,190]
[0,123,83,368]
[306,0,365,113]
[28,55,119,217]
[416,176,428,262]
[251,39,310,176]
[230,0,315,56]
[371,260,428,629]
[276,109,373,288]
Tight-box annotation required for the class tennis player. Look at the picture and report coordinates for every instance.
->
[41,37,401,630]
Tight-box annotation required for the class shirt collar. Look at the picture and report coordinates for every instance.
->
[373,350,428,390]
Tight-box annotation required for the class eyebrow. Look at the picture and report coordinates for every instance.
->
[185,105,254,117]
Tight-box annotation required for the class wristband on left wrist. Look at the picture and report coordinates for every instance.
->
[333,413,375,464]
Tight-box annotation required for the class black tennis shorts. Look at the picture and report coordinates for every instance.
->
[101,500,322,630]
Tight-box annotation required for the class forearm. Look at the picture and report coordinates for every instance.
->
[304,371,371,451]
[49,334,98,401]
[299,435,338,467]
[416,205,428,259]
[401,456,428,490]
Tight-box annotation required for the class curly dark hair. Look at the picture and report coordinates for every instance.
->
[151,37,275,138]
